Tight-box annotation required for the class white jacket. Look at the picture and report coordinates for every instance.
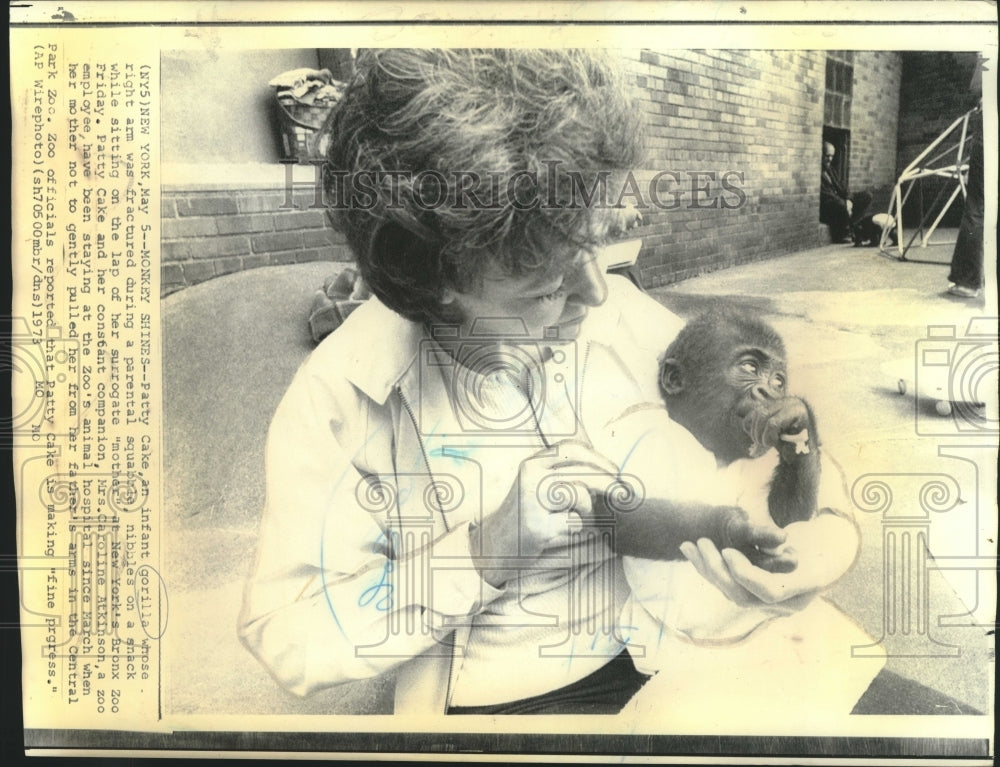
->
[238,276,684,713]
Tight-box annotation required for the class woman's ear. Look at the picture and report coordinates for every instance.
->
[439,287,457,305]
[659,358,685,396]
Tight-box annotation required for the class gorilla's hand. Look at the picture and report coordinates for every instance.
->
[745,397,815,461]
[723,508,798,574]
[681,513,859,611]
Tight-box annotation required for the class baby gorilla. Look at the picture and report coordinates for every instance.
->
[659,308,821,529]
[606,309,863,700]
[607,308,823,575]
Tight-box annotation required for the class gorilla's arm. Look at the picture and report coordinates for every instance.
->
[765,398,822,528]
[603,498,796,573]
[592,402,797,572]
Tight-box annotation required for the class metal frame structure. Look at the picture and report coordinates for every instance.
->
[881,106,979,260]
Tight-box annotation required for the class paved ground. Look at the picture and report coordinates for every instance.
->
[161,231,996,718]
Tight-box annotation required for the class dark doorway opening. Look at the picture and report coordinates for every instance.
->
[820,126,852,231]
[822,126,851,191]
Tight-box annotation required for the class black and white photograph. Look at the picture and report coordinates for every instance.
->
[8,2,997,762]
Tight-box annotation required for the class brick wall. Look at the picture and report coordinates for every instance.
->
[160,188,352,296]
[161,49,903,295]
[850,51,903,201]
[625,49,830,288]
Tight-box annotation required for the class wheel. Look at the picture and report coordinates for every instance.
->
[897,378,907,395]
[935,400,952,417]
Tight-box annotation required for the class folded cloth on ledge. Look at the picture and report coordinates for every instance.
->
[308,267,371,343]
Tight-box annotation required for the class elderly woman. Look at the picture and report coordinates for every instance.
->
[239,49,857,716]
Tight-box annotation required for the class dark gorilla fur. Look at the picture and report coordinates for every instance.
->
[852,214,899,247]
[659,308,820,528]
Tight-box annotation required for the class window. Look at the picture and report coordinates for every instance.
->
[824,51,854,129]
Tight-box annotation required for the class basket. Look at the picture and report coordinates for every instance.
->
[275,96,337,163]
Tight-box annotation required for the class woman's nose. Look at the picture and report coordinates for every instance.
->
[567,255,608,307]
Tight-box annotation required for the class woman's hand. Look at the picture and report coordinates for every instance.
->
[678,511,859,615]
[470,440,620,587]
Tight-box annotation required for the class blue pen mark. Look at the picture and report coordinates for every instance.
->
[395,478,411,508]
[357,561,394,612]
[318,517,347,637]
[617,430,655,474]
[619,625,638,647]
[357,530,398,612]
[589,625,637,651]
[409,417,445,471]
[319,418,394,635]
[432,445,470,465]
[420,417,472,466]
[317,408,447,626]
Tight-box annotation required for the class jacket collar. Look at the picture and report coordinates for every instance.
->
[334,276,632,405]
[335,297,425,405]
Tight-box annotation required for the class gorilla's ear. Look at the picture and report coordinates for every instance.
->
[659,358,685,396]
